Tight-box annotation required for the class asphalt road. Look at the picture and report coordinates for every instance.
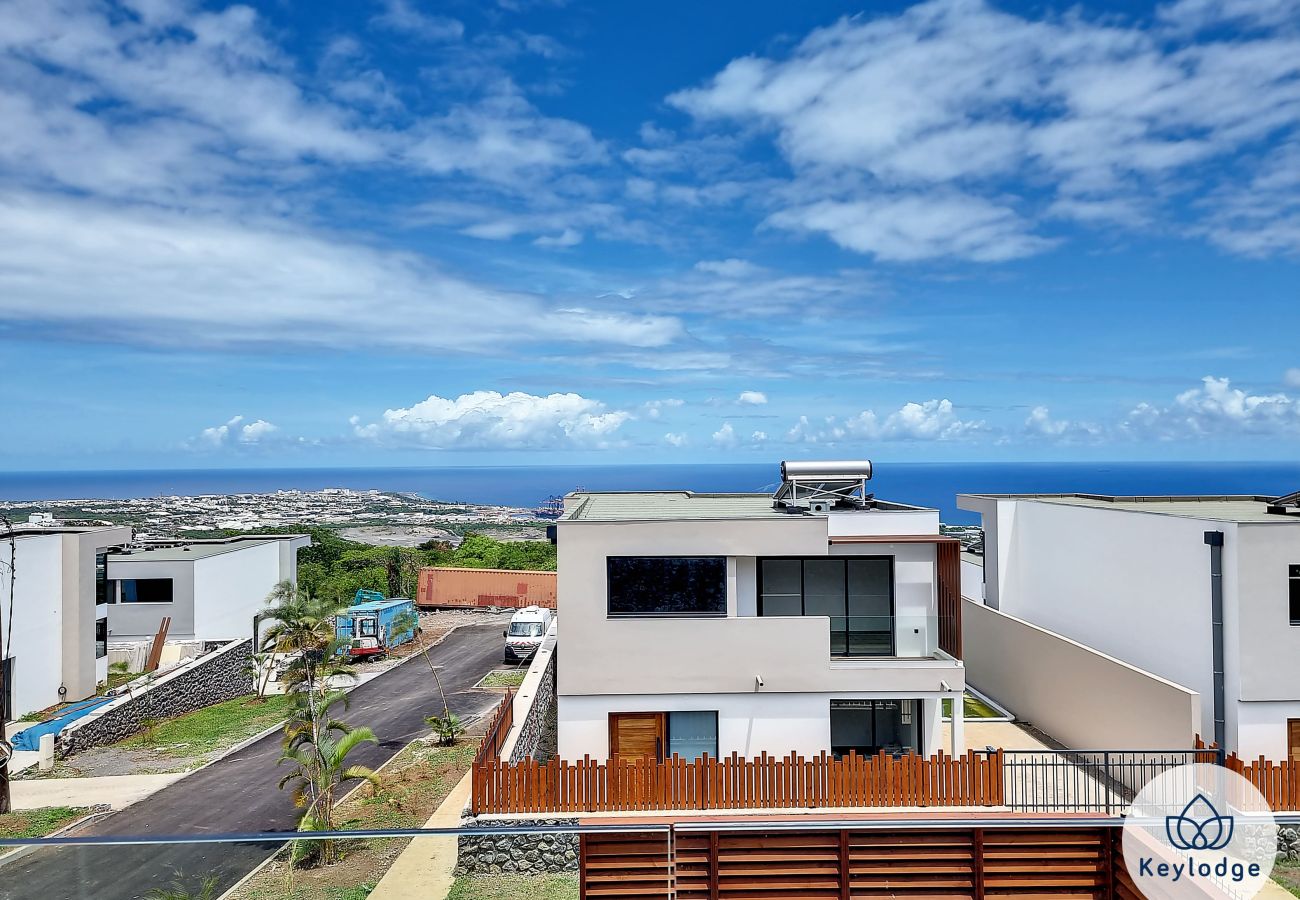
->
[0,622,506,900]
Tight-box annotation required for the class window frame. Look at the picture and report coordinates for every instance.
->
[1289,564,1300,626]
[667,709,719,762]
[605,555,728,619]
[757,556,896,656]
[118,577,174,604]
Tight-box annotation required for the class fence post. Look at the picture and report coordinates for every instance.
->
[1103,751,1112,816]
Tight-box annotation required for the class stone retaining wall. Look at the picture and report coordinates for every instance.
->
[454,816,579,876]
[59,639,253,757]
[507,645,556,763]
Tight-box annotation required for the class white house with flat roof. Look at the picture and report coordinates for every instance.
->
[0,521,132,718]
[959,491,1300,761]
[555,461,966,763]
[106,534,310,643]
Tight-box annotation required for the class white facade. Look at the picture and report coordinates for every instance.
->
[0,525,132,718]
[959,493,1300,760]
[106,535,309,643]
[556,489,965,762]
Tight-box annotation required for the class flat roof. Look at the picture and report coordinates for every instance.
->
[108,539,281,562]
[959,493,1297,525]
[562,491,931,522]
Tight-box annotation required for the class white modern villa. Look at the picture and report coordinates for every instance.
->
[0,519,133,718]
[959,490,1300,762]
[554,461,966,762]
[105,534,310,643]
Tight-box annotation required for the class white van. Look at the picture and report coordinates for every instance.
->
[503,606,553,663]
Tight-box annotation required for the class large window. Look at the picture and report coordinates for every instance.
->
[759,557,894,656]
[95,617,108,659]
[667,711,718,761]
[119,578,173,604]
[95,552,111,605]
[607,557,726,617]
[1291,565,1300,625]
[830,699,920,757]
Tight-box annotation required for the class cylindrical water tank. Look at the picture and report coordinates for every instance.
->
[780,460,873,480]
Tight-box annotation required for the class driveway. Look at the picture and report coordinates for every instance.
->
[0,622,506,900]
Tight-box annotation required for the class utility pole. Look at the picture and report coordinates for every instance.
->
[0,515,17,814]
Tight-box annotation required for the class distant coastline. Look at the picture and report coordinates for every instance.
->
[3,461,1299,525]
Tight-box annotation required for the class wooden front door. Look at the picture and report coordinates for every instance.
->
[1289,719,1300,763]
[610,713,665,761]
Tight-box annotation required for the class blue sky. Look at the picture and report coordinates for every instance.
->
[1,0,1299,469]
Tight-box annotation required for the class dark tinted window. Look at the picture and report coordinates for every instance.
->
[120,578,173,603]
[1290,565,1300,625]
[607,557,726,616]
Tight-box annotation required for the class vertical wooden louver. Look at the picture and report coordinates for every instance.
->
[937,539,963,659]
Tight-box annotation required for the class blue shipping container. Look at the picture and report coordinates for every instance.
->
[335,596,417,659]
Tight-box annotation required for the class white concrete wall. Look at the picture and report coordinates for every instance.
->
[1233,523,1300,701]
[193,541,283,642]
[973,500,1220,738]
[963,600,1201,750]
[1,535,65,718]
[558,692,946,760]
[827,508,940,537]
[961,557,984,602]
[1236,700,1300,761]
[107,558,196,641]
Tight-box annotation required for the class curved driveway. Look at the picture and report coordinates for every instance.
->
[0,622,505,900]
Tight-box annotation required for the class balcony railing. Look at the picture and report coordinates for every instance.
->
[826,614,940,658]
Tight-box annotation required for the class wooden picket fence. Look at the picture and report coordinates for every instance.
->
[471,748,1005,815]
[1227,753,1300,810]
[474,688,514,767]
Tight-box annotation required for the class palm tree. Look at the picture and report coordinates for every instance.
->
[261,583,379,867]
[277,689,380,865]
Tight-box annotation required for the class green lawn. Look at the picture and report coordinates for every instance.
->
[942,693,1003,720]
[448,876,578,900]
[0,806,90,849]
[479,670,527,689]
[119,694,292,757]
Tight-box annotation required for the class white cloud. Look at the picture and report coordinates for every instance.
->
[694,259,764,278]
[664,432,687,447]
[1122,376,1300,438]
[195,415,279,448]
[370,0,464,41]
[751,430,769,442]
[787,399,987,443]
[1023,407,1105,443]
[712,422,738,448]
[352,391,631,450]
[0,191,683,353]
[737,391,768,406]
[767,195,1053,263]
[668,0,1300,260]
[642,399,685,420]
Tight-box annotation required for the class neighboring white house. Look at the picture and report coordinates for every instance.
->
[106,534,310,643]
[555,461,966,763]
[0,520,132,718]
[959,491,1300,761]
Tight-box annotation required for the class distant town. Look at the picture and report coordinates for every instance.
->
[0,488,551,544]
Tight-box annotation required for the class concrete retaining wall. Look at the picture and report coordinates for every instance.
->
[963,599,1200,750]
[454,816,579,876]
[58,639,252,757]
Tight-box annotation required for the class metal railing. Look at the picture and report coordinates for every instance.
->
[998,748,1209,813]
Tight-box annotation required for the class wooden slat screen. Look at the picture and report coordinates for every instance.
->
[1226,752,1300,810]
[585,825,1136,900]
[937,538,963,659]
[473,749,1005,815]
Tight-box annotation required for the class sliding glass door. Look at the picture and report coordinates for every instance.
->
[758,557,894,656]
[830,699,921,757]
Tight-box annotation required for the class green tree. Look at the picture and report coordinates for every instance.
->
[259,582,380,866]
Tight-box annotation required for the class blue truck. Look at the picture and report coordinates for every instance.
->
[335,591,417,660]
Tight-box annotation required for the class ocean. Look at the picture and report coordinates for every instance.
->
[2,461,1299,524]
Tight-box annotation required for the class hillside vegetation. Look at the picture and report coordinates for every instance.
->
[227,527,555,603]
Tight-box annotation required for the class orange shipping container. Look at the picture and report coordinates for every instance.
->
[416,566,557,610]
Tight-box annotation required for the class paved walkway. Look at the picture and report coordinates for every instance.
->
[368,770,472,900]
[11,774,186,811]
[940,719,1057,752]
